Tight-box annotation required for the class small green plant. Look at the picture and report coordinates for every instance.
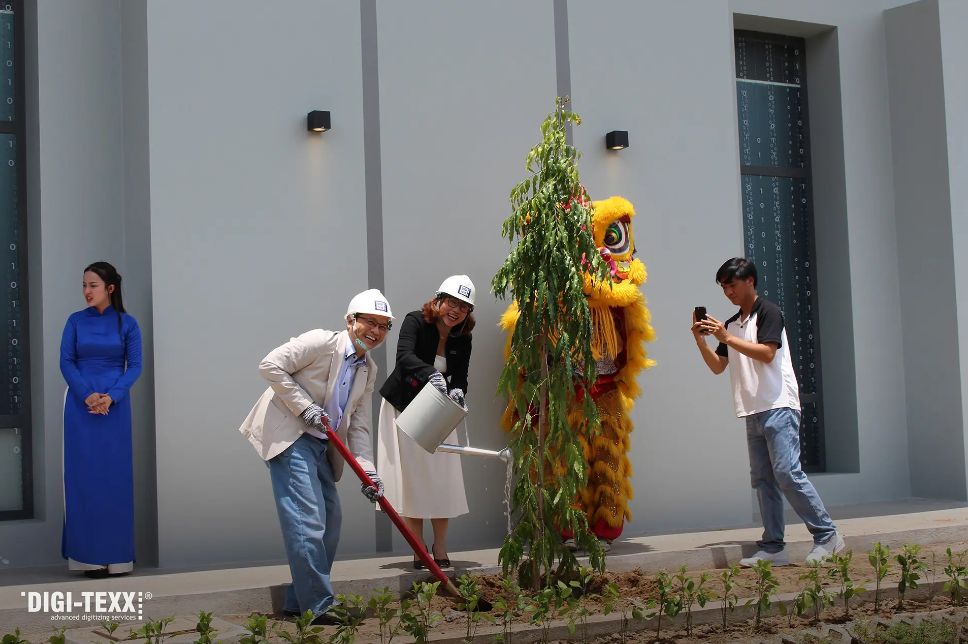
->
[927,549,938,600]
[47,628,66,644]
[275,610,325,644]
[869,542,892,613]
[399,582,442,644]
[366,587,403,644]
[100,621,121,639]
[745,559,780,629]
[329,594,367,644]
[525,586,560,644]
[1,629,29,644]
[239,614,268,644]
[134,616,177,644]
[853,617,955,644]
[456,575,494,643]
[560,568,598,644]
[602,582,647,644]
[493,576,526,644]
[826,550,866,619]
[794,561,835,623]
[718,565,740,630]
[673,566,715,636]
[652,571,682,639]
[193,611,219,644]
[942,547,968,604]
[895,543,926,611]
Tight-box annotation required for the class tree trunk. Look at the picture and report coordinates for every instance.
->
[533,337,548,591]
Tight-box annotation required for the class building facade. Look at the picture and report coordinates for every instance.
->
[1,0,966,570]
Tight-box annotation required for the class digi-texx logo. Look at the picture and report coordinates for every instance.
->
[21,590,149,621]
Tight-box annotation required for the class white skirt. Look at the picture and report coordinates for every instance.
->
[376,398,468,519]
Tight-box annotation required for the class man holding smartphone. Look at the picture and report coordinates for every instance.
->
[692,257,844,566]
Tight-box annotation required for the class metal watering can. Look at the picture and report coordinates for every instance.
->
[394,384,511,462]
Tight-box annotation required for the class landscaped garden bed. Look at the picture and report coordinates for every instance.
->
[10,539,967,644]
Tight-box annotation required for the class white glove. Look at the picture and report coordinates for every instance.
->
[361,471,384,502]
[428,370,448,395]
[300,404,331,434]
[448,388,467,410]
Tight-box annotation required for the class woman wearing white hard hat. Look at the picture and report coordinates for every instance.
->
[377,275,475,570]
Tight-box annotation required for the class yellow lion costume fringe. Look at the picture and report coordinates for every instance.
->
[501,196,655,541]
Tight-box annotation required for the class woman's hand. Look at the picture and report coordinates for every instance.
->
[84,392,102,409]
[89,394,113,415]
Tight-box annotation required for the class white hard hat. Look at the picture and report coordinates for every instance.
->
[346,288,394,320]
[437,275,476,307]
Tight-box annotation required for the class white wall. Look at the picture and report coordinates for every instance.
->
[728,0,914,507]
[145,0,371,567]
[885,0,965,500]
[376,0,558,551]
[14,0,968,569]
[938,0,968,499]
[1,0,129,568]
[568,0,753,533]
[121,0,159,565]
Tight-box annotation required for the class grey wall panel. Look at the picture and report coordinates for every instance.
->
[146,0,371,567]
[729,0,912,505]
[1,0,126,568]
[939,0,968,498]
[121,0,159,566]
[568,0,753,534]
[805,28,860,475]
[885,0,964,500]
[376,0,557,552]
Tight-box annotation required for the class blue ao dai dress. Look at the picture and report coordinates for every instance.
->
[59,305,142,572]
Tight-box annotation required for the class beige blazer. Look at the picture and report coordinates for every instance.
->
[238,329,376,481]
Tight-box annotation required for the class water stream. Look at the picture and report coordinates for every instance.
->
[504,456,513,536]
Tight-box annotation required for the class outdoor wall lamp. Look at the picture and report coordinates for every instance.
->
[307,110,331,132]
[605,130,629,150]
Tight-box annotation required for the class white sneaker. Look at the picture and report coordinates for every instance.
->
[805,532,846,565]
[598,538,612,552]
[739,549,789,567]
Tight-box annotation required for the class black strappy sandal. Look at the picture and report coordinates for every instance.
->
[413,544,429,570]
[432,543,451,569]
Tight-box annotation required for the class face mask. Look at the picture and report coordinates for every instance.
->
[350,317,383,353]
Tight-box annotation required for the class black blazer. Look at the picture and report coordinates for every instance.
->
[380,311,472,413]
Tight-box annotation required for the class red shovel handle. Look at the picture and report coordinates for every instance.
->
[323,424,459,597]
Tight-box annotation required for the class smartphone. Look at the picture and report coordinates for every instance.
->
[695,307,710,335]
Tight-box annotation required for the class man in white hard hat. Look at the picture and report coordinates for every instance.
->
[239,288,393,625]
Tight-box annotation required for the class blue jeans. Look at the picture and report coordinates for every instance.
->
[745,407,837,552]
[268,434,341,617]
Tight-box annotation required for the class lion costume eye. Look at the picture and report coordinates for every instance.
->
[603,221,630,255]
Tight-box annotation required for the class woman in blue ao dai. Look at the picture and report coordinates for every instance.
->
[59,262,142,578]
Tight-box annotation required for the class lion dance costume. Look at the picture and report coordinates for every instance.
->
[501,196,656,542]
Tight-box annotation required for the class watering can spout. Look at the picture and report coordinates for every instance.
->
[436,443,513,462]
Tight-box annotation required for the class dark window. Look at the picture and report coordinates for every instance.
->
[735,30,825,472]
[0,0,31,520]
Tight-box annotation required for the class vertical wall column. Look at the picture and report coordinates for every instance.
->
[360,0,392,553]
[885,0,966,501]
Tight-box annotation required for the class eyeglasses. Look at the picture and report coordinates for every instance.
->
[442,297,472,313]
[356,315,392,333]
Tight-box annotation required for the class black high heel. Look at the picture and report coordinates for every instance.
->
[413,544,429,570]
[432,544,451,569]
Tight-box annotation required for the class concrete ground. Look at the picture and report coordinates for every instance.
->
[1,498,966,636]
